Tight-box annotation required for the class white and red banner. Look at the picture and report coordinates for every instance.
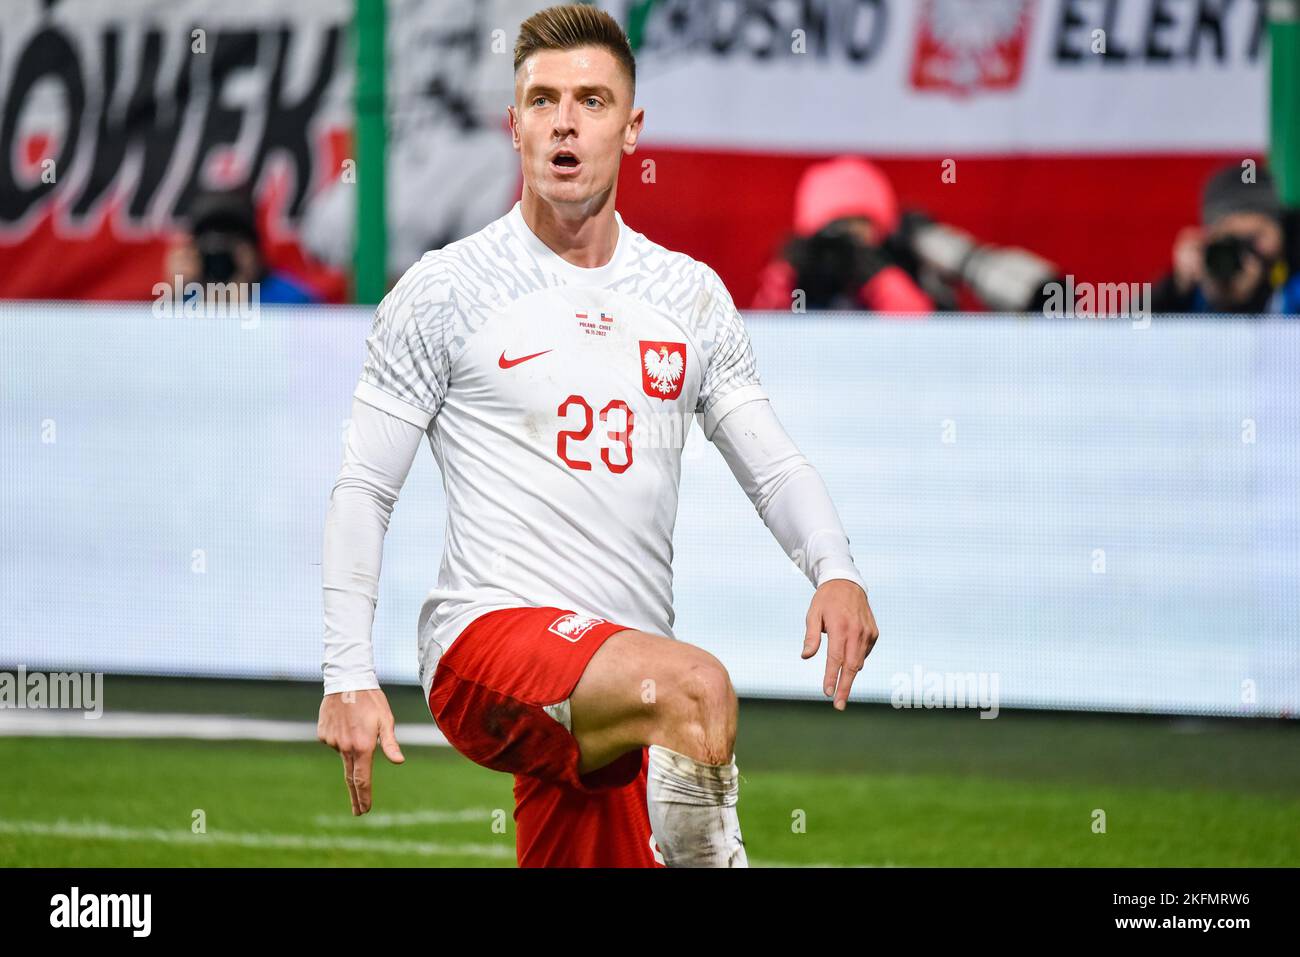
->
[0,0,1273,303]
[0,0,352,300]
[610,0,1271,303]
[628,0,1267,152]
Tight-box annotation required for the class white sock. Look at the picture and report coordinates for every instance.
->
[646,744,748,867]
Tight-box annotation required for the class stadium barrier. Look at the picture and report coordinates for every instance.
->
[2,303,1296,717]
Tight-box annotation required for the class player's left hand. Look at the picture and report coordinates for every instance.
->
[801,580,878,710]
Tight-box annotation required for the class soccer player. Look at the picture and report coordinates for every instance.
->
[317,3,879,868]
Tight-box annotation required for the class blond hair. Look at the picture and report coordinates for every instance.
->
[514,4,635,93]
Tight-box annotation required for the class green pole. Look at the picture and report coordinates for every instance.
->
[1271,0,1300,204]
[625,0,658,51]
[353,0,388,304]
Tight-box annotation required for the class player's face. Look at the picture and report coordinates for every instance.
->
[510,46,642,209]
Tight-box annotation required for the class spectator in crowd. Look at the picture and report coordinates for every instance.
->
[165,190,321,305]
[751,157,933,314]
[1152,165,1300,315]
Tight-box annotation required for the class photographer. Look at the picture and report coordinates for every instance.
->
[751,157,932,314]
[1152,165,1300,315]
[164,190,321,305]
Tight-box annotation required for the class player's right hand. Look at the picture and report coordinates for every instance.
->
[317,689,406,815]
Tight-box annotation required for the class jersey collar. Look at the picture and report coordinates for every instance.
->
[507,200,627,286]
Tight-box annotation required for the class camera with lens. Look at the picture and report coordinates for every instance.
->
[1202,233,1257,286]
[197,233,240,284]
[784,219,889,309]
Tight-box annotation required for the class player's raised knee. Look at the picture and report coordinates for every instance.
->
[651,649,737,760]
[679,654,736,712]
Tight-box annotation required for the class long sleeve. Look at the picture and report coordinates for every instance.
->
[321,395,425,694]
[709,396,867,594]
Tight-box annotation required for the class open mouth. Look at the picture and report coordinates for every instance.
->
[551,150,580,171]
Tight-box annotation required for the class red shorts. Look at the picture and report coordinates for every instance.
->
[427,605,665,868]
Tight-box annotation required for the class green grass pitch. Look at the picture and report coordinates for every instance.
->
[2,677,1296,867]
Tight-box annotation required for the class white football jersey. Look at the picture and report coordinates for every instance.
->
[353,201,767,699]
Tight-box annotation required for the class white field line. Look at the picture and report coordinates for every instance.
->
[0,818,877,867]
[0,819,513,860]
[0,709,449,746]
[313,808,498,827]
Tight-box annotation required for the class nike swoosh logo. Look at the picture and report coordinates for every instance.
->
[498,349,552,369]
